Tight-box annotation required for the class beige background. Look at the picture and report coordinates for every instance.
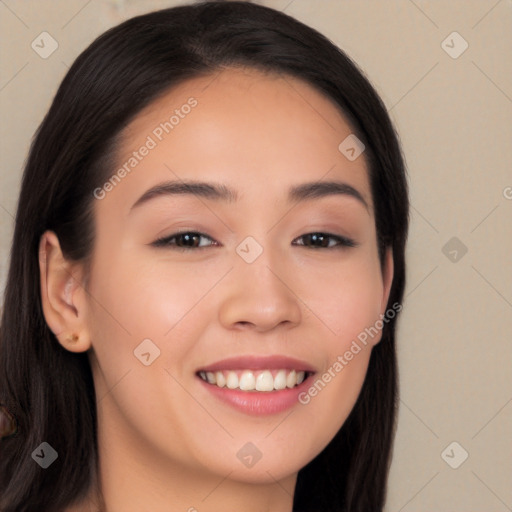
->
[1,0,511,510]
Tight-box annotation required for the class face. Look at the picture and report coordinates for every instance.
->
[42,67,393,498]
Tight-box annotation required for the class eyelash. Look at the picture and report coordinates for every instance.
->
[151,230,358,251]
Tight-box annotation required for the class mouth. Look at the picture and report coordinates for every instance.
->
[196,368,314,392]
[194,355,317,415]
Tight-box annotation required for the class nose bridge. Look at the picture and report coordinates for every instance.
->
[217,234,302,331]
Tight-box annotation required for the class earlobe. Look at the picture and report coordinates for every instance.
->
[38,230,91,353]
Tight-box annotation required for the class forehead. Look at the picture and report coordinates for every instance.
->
[102,66,373,215]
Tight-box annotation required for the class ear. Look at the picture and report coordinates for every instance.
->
[39,230,91,353]
[380,247,394,316]
[370,247,395,347]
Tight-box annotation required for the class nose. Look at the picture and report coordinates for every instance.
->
[217,249,302,333]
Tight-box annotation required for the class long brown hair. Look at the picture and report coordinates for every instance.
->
[0,2,409,510]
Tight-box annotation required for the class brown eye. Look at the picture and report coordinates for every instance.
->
[293,232,357,249]
[151,231,218,250]
[150,231,357,251]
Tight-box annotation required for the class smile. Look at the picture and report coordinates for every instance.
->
[197,369,310,392]
[195,355,317,415]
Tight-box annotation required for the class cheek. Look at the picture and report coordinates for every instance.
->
[287,252,383,427]
[84,255,210,465]
[85,250,225,387]
[296,277,380,460]
[88,247,204,336]
[297,350,371,467]
[304,254,384,345]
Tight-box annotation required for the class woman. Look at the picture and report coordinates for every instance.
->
[0,1,409,511]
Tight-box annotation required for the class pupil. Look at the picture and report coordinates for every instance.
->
[310,233,327,247]
[182,234,198,247]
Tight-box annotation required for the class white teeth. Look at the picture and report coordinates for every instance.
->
[226,371,239,389]
[286,370,297,388]
[215,371,226,387]
[199,368,309,391]
[273,369,287,390]
[256,370,274,391]
[239,370,256,391]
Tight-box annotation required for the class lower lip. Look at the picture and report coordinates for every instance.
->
[197,374,314,416]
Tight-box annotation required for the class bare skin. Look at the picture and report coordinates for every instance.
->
[39,67,393,512]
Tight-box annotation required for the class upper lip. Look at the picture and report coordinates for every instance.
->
[197,355,317,374]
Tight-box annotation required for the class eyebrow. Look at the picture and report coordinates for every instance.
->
[129,179,369,212]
